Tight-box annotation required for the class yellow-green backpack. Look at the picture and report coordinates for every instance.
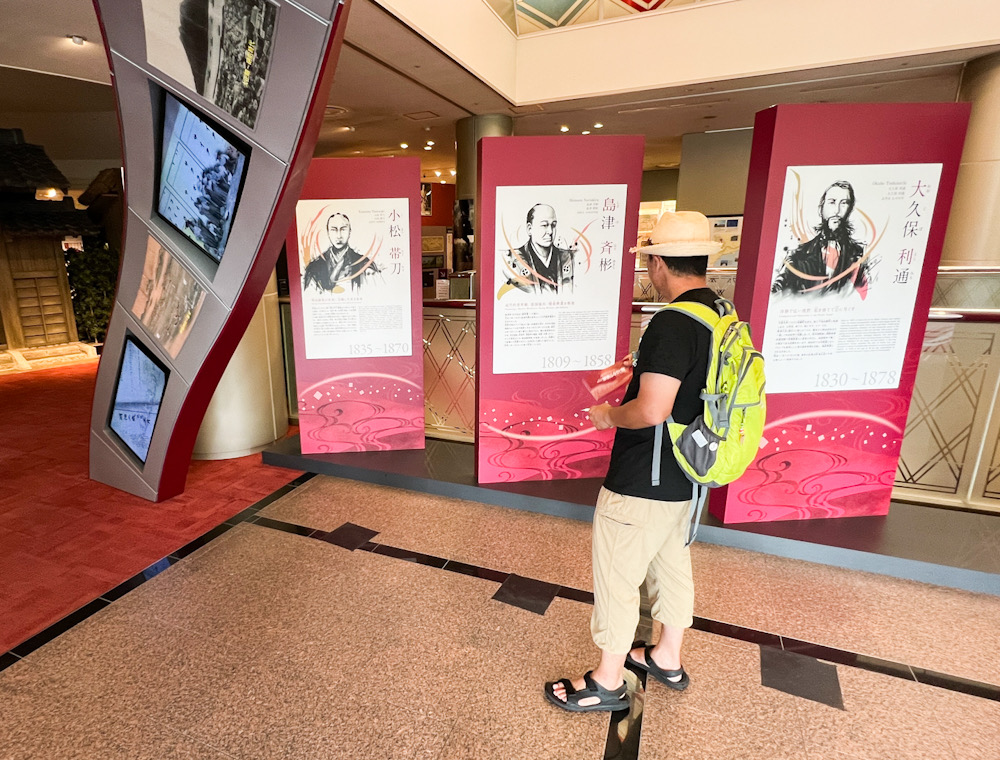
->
[653,298,766,545]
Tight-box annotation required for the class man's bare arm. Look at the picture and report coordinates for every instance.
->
[589,372,680,431]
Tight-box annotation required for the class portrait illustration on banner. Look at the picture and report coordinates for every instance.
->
[763,164,943,394]
[295,198,411,360]
[492,184,628,375]
[771,177,873,299]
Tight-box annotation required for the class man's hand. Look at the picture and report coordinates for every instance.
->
[589,402,616,431]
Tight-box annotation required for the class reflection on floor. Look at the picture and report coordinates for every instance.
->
[2,476,997,759]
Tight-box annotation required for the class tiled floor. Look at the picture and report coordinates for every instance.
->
[2,476,998,759]
[0,361,303,653]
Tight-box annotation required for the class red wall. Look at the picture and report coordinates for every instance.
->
[421,182,455,227]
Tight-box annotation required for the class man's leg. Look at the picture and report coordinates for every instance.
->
[629,498,694,678]
[549,489,657,704]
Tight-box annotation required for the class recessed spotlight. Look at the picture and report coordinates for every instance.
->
[449,169,456,176]
[434,170,442,177]
[67,35,87,46]
[593,122,603,129]
[440,180,446,184]
[424,146,432,150]
[581,130,591,135]
[400,142,408,149]
[426,140,435,146]
[559,125,569,133]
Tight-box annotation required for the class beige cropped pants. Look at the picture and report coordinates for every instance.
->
[590,487,695,655]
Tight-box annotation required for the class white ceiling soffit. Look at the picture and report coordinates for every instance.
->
[0,0,109,85]
[373,0,1000,106]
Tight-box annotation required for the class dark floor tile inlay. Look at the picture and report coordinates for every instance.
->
[172,523,234,559]
[491,574,560,615]
[760,645,845,710]
[11,598,110,658]
[101,557,177,602]
[321,522,381,551]
[288,472,318,487]
[692,618,782,648]
[911,668,1000,702]
[442,560,509,583]
[851,654,917,681]
[251,516,317,537]
[370,543,447,568]
[557,586,595,605]
[783,639,918,681]
[605,704,642,759]
[225,503,268,526]
[780,638,860,667]
[0,652,21,672]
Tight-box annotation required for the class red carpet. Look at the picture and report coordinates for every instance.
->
[0,360,301,653]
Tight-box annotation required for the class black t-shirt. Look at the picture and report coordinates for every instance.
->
[603,287,717,501]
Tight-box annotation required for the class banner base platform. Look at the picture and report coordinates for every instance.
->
[262,436,999,597]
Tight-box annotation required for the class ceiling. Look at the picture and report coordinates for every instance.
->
[0,0,995,189]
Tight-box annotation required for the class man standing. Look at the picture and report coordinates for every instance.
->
[503,203,576,295]
[303,212,377,293]
[771,180,869,296]
[545,211,720,712]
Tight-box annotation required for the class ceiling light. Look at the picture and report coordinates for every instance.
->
[67,35,86,46]
[434,170,441,177]
[593,122,603,129]
[581,130,591,135]
[704,126,753,134]
[400,143,408,149]
[559,125,569,133]
[449,169,456,176]
[424,146,432,150]
[426,140,435,146]
[35,187,64,201]
[440,180,446,184]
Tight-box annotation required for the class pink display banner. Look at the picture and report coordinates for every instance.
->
[286,158,424,454]
[712,103,970,523]
[476,136,644,483]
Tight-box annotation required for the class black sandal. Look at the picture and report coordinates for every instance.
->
[626,643,690,691]
[544,670,630,712]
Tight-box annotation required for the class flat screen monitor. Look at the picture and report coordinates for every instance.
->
[157,91,249,264]
[108,335,169,465]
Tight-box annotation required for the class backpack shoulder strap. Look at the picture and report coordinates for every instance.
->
[650,300,718,488]
[660,301,720,332]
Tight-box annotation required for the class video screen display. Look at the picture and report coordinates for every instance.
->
[108,335,169,465]
[157,92,249,263]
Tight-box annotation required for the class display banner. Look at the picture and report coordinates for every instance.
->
[476,136,644,484]
[89,0,352,501]
[286,158,424,454]
[712,103,970,523]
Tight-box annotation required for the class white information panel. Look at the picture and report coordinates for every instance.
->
[492,184,628,375]
[763,163,942,394]
[295,197,411,360]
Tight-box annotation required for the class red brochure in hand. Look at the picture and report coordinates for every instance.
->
[582,355,633,400]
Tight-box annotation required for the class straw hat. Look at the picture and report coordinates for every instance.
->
[635,211,722,258]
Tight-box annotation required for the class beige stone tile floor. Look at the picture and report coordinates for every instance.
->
[262,476,1000,684]
[0,475,997,758]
